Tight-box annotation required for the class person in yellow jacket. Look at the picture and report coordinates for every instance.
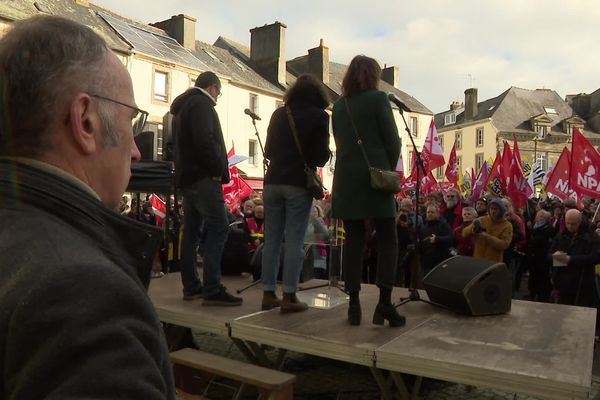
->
[463,198,513,262]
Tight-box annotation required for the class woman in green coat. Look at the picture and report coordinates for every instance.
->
[332,55,404,327]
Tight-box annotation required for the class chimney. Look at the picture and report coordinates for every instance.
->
[464,88,478,120]
[381,66,400,89]
[152,14,197,50]
[250,22,287,87]
[450,101,463,111]
[307,39,329,84]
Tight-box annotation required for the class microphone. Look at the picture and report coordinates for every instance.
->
[244,108,261,120]
[388,93,412,113]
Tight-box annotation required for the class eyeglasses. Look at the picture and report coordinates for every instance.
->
[89,94,149,137]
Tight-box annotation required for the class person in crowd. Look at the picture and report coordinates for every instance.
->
[550,209,600,306]
[240,197,255,220]
[261,74,331,313]
[304,204,330,279]
[475,197,488,217]
[331,55,404,327]
[550,202,565,233]
[396,200,417,287]
[418,205,454,280]
[440,188,464,230]
[0,16,175,399]
[244,201,265,257]
[526,210,555,302]
[463,198,513,262]
[502,197,527,294]
[171,71,242,305]
[454,206,477,256]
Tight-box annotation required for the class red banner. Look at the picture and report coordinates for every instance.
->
[483,153,506,197]
[445,142,459,184]
[421,118,445,172]
[546,147,578,202]
[569,128,600,198]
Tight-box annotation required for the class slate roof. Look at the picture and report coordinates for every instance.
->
[287,57,432,115]
[193,41,284,95]
[436,86,600,138]
[0,0,130,53]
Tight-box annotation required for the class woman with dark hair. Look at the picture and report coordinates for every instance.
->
[332,55,404,327]
[261,74,331,313]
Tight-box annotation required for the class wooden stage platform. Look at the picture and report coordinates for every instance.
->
[149,272,595,400]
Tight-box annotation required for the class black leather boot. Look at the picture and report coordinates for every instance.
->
[372,302,406,327]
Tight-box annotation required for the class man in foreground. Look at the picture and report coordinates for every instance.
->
[0,16,175,399]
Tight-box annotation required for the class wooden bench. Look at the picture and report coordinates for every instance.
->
[170,348,295,400]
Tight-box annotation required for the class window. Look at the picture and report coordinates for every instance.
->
[410,117,418,136]
[408,150,415,172]
[455,131,462,150]
[248,139,258,166]
[436,166,444,179]
[536,152,548,171]
[249,93,259,115]
[153,70,169,102]
[476,127,484,147]
[475,153,484,173]
[537,125,548,139]
[439,135,444,151]
[156,123,163,158]
[444,113,456,126]
[543,106,557,114]
[457,155,462,171]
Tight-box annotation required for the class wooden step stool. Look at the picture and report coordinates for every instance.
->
[170,348,295,400]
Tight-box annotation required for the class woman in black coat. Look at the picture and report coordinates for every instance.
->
[261,74,331,313]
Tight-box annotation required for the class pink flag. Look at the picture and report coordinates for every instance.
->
[223,146,254,212]
[471,161,489,202]
[501,141,513,189]
[444,142,459,184]
[569,128,600,198]
[421,118,445,172]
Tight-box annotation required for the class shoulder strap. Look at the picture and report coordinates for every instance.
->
[344,98,372,169]
[286,106,310,168]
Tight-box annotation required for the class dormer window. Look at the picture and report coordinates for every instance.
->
[537,125,548,139]
[543,106,557,114]
[444,113,456,126]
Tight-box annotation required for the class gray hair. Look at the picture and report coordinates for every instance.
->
[536,209,551,221]
[0,16,110,157]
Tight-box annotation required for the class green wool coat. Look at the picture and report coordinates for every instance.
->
[331,90,400,220]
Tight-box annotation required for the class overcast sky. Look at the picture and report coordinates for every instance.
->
[92,0,599,113]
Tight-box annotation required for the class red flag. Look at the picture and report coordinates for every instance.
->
[570,128,600,198]
[507,136,532,208]
[444,142,459,184]
[421,118,445,172]
[421,169,439,194]
[151,193,166,226]
[546,147,578,201]
[223,146,254,212]
[513,134,524,173]
[501,141,513,189]
[483,153,506,197]
[395,151,405,182]
[470,167,476,191]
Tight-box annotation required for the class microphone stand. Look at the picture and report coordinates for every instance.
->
[237,116,268,294]
[392,107,436,308]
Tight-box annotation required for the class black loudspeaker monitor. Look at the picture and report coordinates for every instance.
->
[135,131,155,161]
[422,255,512,316]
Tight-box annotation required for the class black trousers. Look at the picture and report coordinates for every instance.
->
[343,218,398,292]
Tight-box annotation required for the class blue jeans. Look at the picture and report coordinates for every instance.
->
[180,177,228,297]
[261,184,313,293]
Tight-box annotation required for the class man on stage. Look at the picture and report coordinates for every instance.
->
[171,71,242,306]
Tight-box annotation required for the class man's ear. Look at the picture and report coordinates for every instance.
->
[69,93,100,155]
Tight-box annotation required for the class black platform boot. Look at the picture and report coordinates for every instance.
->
[373,286,406,327]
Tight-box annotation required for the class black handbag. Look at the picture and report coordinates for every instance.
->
[286,107,326,200]
[344,98,401,193]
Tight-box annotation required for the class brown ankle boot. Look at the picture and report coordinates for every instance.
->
[280,292,308,314]
[261,291,281,310]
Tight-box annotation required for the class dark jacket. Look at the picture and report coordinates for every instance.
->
[0,160,175,400]
[550,223,600,306]
[171,88,230,188]
[331,90,400,219]
[264,102,330,187]
[418,218,454,273]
